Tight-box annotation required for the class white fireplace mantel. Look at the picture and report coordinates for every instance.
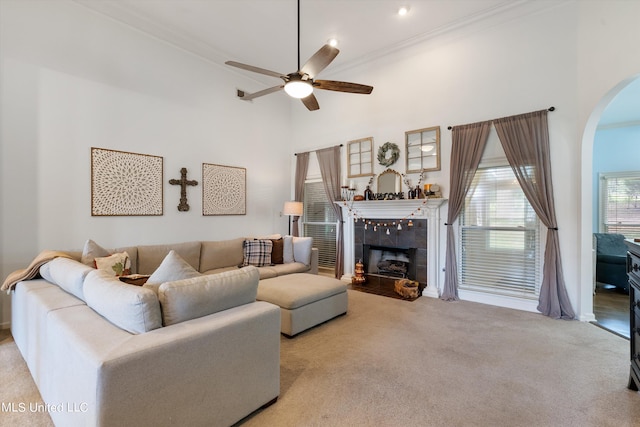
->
[336,198,447,298]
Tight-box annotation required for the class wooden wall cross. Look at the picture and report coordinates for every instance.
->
[169,167,198,212]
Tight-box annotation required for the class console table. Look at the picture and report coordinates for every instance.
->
[624,239,640,391]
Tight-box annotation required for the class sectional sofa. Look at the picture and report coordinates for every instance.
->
[9,236,318,427]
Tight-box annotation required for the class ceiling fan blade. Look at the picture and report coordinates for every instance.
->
[237,85,283,101]
[225,61,285,79]
[301,93,320,111]
[315,80,374,94]
[300,45,339,79]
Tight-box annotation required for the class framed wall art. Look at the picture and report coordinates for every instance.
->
[91,147,163,216]
[202,163,246,215]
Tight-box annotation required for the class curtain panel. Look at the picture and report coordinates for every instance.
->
[316,146,344,279]
[442,121,492,301]
[494,110,575,319]
[293,152,310,237]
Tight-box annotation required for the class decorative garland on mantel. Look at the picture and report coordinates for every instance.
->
[340,199,431,234]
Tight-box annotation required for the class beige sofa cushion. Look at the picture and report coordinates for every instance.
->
[200,238,244,272]
[143,250,202,294]
[39,258,94,301]
[158,266,259,326]
[84,270,162,334]
[137,241,201,275]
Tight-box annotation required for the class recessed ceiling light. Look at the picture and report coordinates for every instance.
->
[398,6,409,16]
[328,38,338,47]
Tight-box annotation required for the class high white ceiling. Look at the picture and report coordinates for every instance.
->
[74,0,512,78]
[74,0,639,125]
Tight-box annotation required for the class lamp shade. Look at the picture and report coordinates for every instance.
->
[283,201,303,216]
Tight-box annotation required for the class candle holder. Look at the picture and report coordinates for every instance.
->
[341,186,356,201]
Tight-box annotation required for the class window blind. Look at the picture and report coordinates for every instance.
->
[459,166,541,298]
[601,173,640,239]
[302,182,337,269]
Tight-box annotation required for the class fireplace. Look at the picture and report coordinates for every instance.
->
[352,218,427,299]
[338,198,447,299]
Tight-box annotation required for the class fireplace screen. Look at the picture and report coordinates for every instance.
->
[364,245,416,280]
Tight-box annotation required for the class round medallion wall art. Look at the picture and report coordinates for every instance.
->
[91,148,163,216]
[377,142,400,167]
[202,163,246,215]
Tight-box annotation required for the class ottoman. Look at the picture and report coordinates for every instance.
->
[257,273,348,337]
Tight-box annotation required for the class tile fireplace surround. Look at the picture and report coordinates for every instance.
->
[338,199,447,298]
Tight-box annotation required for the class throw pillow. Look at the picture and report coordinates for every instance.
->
[242,239,273,267]
[94,252,131,276]
[293,236,313,266]
[270,238,284,264]
[81,239,110,267]
[143,250,202,294]
[282,235,294,263]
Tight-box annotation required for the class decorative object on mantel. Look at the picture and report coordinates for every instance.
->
[402,170,425,199]
[91,147,163,216]
[202,163,246,215]
[169,168,198,212]
[428,183,442,198]
[377,142,400,167]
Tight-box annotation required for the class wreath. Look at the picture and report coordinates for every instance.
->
[377,142,400,167]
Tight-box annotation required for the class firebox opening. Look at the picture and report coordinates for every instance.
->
[363,245,417,281]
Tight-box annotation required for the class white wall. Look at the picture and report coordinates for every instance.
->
[291,1,589,316]
[0,0,293,327]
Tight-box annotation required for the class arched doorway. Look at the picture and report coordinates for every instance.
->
[580,73,640,330]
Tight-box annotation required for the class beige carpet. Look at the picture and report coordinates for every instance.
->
[2,290,639,427]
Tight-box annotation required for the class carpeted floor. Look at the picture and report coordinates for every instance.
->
[2,290,639,427]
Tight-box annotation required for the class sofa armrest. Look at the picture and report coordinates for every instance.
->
[310,247,319,274]
[44,301,281,427]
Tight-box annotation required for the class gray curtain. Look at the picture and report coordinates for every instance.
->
[316,146,344,279]
[441,121,491,301]
[494,110,575,319]
[293,152,309,237]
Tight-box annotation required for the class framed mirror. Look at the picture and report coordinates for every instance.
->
[377,169,401,193]
[405,126,440,173]
[347,137,374,178]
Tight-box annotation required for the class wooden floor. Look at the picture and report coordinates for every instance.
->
[592,282,629,339]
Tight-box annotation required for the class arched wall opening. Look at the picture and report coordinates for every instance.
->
[580,73,640,322]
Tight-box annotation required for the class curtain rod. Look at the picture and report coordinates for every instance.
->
[447,106,555,130]
[294,144,343,156]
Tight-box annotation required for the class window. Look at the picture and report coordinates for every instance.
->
[459,166,541,299]
[599,171,640,239]
[302,181,337,270]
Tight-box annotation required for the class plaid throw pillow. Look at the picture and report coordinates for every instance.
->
[242,239,273,267]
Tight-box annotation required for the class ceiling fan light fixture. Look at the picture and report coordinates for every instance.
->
[398,6,410,16]
[328,38,339,47]
[284,80,313,98]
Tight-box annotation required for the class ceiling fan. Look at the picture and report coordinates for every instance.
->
[225,0,373,111]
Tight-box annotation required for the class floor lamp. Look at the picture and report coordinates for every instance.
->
[283,201,304,235]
